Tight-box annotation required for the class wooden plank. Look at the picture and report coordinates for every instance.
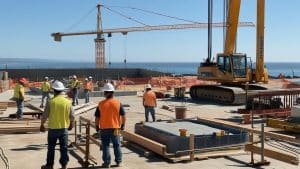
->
[121,130,166,156]
[245,144,299,165]
[196,117,300,144]
[169,150,246,162]
[74,104,97,116]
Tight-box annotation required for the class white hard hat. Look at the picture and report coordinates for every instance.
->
[103,83,115,92]
[88,76,92,79]
[44,76,49,80]
[52,81,65,91]
[73,75,77,79]
[145,84,152,89]
[85,78,88,81]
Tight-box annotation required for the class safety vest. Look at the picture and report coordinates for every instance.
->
[143,91,156,107]
[71,79,79,89]
[84,81,93,90]
[98,98,121,129]
[13,83,25,99]
[41,81,51,92]
[48,95,71,129]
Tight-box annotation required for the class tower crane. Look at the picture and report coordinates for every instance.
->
[51,4,254,68]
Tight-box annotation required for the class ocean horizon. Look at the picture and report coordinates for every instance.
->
[0,58,299,77]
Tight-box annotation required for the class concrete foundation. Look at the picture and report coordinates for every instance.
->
[135,120,248,154]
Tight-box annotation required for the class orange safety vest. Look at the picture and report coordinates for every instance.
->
[143,91,156,107]
[98,98,121,129]
[84,81,93,90]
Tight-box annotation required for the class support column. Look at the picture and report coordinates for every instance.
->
[95,38,106,68]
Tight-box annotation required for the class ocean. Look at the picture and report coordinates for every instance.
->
[0,59,299,77]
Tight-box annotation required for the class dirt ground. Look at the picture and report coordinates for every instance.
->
[0,79,299,169]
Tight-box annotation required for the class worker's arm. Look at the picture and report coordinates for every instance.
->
[94,108,100,132]
[120,104,126,130]
[19,87,25,100]
[143,93,146,106]
[40,102,50,132]
[68,106,75,130]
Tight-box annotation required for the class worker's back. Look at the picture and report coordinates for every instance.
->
[48,95,71,129]
[98,98,121,129]
[13,83,24,99]
[143,91,156,107]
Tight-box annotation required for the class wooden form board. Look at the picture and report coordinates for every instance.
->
[74,103,97,116]
[245,144,299,165]
[121,130,167,156]
[196,117,300,145]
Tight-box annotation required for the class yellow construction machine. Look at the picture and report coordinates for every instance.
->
[190,0,268,104]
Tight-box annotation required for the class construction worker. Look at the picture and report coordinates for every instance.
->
[83,76,93,103]
[94,83,126,168]
[143,84,157,122]
[71,75,79,106]
[40,80,74,169]
[13,77,27,119]
[40,76,51,108]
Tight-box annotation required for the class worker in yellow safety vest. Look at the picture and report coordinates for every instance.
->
[143,84,157,122]
[13,77,28,119]
[40,76,51,108]
[70,75,79,106]
[83,76,93,103]
[94,83,126,168]
[40,80,74,169]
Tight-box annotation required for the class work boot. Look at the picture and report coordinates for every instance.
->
[101,163,111,168]
[116,162,123,167]
[41,165,53,169]
[61,165,67,169]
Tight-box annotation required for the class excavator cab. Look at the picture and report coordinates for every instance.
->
[198,53,249,83]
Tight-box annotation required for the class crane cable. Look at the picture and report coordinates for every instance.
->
[107,34,112,66]
[106,5,205,24]
[64,6,97,32]
[102,6,148,26]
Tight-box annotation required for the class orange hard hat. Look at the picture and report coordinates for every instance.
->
[19,77,28,84]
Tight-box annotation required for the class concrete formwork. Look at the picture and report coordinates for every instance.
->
[135,120,248,154]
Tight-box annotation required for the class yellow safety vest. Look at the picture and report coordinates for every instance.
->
[48,95,71,129]
[41,81,51,92]
[13,83,25,99]
[71,80,79,89]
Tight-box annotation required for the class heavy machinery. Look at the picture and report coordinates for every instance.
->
[190,0,268,104]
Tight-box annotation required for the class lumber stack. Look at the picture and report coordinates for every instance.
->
[0,119,42,134]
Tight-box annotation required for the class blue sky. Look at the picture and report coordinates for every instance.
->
[0,0,299,63]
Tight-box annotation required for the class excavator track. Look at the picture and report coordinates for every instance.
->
[190,85,246,105]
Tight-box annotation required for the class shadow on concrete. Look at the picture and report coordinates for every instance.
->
[224,156,265,169]
[10,144,47,151]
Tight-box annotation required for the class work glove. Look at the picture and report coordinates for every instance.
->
[68,123,73,131]
[40,125,46,132]
[120,124,125,131]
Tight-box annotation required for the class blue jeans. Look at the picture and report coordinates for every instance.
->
[16,99,23,118]
[145,106,155,122]
[72,88,78,105]
[41,92,50,107]
[100,129,122,165]
[46,128,69,167]
[84,89,90,103]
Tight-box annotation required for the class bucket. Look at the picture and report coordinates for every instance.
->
[175,106,187,119]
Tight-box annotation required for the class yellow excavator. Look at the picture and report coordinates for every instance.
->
[190,0,268,104]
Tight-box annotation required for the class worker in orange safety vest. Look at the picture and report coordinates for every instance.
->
[143,84,157,122]
[83,76,93,103]
[94,83,126,168]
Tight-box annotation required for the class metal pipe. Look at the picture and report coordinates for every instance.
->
[261,123,265,162]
